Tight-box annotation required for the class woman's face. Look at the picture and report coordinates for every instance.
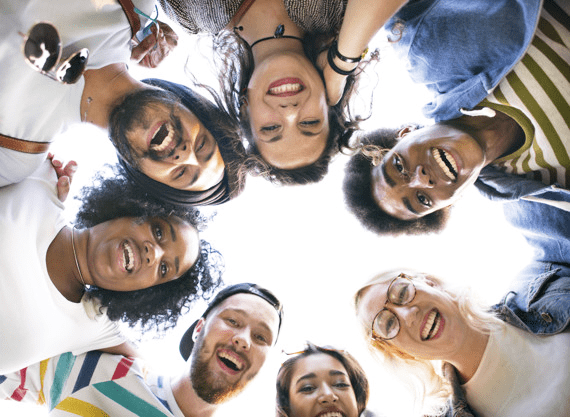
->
[371,125,486,220]
[246,52,330,170]
[288,353,358,417]
[84,216,200,291]
[357,274,468,361]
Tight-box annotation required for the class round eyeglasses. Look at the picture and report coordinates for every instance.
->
[20,22,89,84]
[371,273,416,340]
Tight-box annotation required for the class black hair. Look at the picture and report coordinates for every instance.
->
[276,343,369,417]
[212,30,373,185]
[74,166,224,332]
[343,128,450,236]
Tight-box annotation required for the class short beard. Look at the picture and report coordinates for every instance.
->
[189,333,253,404]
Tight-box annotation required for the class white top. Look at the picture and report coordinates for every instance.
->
[464,323,570,417]
[0,0,155,186]
[0,161,124,374]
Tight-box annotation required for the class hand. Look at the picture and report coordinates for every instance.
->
[47,153,77,202]
[317,50,350,106]
[130,21,179,68]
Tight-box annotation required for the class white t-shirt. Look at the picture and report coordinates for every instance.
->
[0,0,155,186]
[464,323,570,417]
[0,161,124,374]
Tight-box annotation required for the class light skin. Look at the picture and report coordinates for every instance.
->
[81,64,224,191]
[371,115,524,220]
[289,354,359,417]
[231,0,330,169]
[46,215,200,302]
[357,273,488,383]
[171,293,280,417]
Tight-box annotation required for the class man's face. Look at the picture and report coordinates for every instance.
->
[189,293,280,404]
[112,89,225,191]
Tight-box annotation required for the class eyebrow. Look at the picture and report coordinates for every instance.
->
[403,197,419,215]
[165,218,180,274]
[295,370,347,385]
[223,308,274,335]
[381,158,396,187]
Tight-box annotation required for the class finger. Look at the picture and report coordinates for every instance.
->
[57,176,70,202]
[130,32,157,63]
[62,161,78,183]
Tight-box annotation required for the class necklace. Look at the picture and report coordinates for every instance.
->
[71,226,86,287]
[248,24,303,48]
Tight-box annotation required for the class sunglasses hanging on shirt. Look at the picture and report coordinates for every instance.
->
[19,22,89,84]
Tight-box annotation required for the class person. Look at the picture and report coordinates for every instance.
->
[354,265,570,417]
[0,159,224,374]
[0,283,283,417]
[158,0,397,184]
[1,0,245,205]
[343,0,569,235]
[276,343,371,417]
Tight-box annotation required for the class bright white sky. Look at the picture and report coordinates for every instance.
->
[3,17,531,417]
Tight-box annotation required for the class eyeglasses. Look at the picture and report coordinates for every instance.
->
[20,22,89,84]
[370,273,416,340]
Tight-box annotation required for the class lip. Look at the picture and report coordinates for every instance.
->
[420,308,445,341]
[315,407,346,417]
[430,147,461,183]
[146,121,167,147]
[117,238,139,273]
[267,77,306,97]
[215,348,247,376]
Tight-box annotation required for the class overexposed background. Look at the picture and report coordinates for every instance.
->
[2,16,531,417]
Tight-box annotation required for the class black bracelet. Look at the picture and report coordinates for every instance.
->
[327,45,357,76]
[331,40,364,63]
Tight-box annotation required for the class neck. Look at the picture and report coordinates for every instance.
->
[457,111,525,166]
[81,63,147,128]
[46,226,88,302]
[170,372,218,417]
[234,0,304,52]
[446,328,489,384]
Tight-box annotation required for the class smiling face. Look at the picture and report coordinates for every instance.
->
[371,125,486,220]
[246,52,330,169]
[189,293,279,404]
[85,216,200,291]
[288,353,359,417]
[357,274,468,361]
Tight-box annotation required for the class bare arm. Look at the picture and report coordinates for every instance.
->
[322,0,408,105]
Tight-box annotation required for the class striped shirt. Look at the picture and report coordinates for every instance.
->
[485,0,570,187]
[0,352,184,417]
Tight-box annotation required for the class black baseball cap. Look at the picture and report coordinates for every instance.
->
[179,283,283,361]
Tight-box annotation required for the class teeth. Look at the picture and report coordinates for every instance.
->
[122,242,134,272]
[150,124,174,152]
[218,351,243,371]
[320,413,343,417]
[269,83,302,94]
[421,310,441,340]
[432,148,458,181]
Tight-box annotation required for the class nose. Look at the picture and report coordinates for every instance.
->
[393,304,420,329]
[318,383,338,404]
[409,165,433,188]
[173,143,199,166]
[232,328,251,351]
[144,241,164,266]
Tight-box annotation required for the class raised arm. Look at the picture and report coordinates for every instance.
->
[322,0,408,105]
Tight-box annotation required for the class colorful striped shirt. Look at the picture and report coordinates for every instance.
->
[485,0,570,187]
[0,351,184,417]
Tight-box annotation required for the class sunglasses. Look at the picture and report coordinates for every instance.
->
[20,22,89,84]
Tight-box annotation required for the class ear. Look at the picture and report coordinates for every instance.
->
[422,277,437,288]
[192,317,205,341]
[397,126,417,138]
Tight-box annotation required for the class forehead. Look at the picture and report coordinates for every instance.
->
[211,293,279,333]
[357,283,391,323]
[292,353,347,381]
[371,161,418,220]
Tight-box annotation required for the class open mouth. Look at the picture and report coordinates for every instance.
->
[217,350,245,373]
[432,148,458,181]
[267,78,305,97]
[421,309,443,341]
[150,122,176,154]
[121,241,135,273]
[316,409,346,417]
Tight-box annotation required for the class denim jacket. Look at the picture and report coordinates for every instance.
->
[387,0,542,122]
[439,168,570,416]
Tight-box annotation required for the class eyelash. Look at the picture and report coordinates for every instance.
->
[300,120,319,127]
[417,192,431,207]
[260,125,280,132]
[394,154,408,177]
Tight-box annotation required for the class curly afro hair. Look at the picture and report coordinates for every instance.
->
[343,128,450,236]
[74,166,224,332]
